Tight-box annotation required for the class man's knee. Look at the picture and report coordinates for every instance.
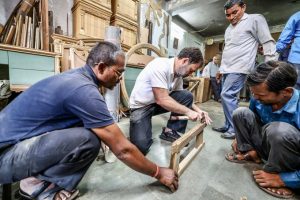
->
[171,90,193,106]
[265,122,298,145]
[67,128,100,156]
[233,107,253,120]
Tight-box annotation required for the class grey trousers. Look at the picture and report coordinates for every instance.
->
[0,127,100,191]
[130,90,193,154]
[233,107,300,173]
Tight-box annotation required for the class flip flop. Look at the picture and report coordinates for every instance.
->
[36,185,79,200]
[19,181,51,199]
[225,152,251,164]
[258,186,294,199]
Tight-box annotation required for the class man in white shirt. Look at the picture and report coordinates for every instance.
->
[202,54,222,101]
[130,48,212,154]
[212,0,277,139]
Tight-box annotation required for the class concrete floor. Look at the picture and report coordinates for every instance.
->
[76,100,300,200]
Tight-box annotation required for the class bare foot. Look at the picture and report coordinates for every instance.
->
[253,170,285,188]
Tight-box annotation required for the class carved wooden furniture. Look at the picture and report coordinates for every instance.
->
[111,0,138,47]
[72,0,112,39]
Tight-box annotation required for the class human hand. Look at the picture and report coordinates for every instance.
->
[186,110,202,121]
[156,167,179,192]
[198,110,212,125]
[186,110,212,125]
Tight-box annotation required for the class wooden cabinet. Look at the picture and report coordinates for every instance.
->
[72,0,112,39]
[111,0,138,48]
[0,44,58,92]
[111,0,138,21]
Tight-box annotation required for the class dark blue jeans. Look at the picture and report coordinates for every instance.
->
[0,127,100,191]
[129,90,193,154]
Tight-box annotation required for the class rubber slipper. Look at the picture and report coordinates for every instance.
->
[258,186,294,199]
[225,152,251,164]
[37,187,80,200]
[19,181,51,199]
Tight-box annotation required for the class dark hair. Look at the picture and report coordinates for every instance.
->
[224,0,245,10]
[86,41,125,67]
[246,61,297,93]
[177,47,203,64]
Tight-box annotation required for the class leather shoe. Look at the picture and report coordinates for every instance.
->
[212,126,228,133]
[221,132,235,139]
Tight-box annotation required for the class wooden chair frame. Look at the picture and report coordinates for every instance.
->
[169,122,206,176]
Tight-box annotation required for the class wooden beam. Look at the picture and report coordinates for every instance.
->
[41,0,49,51]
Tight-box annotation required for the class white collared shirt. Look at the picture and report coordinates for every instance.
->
[130,58,183,109]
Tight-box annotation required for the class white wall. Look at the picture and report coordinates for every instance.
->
[140,1,170,57]
[0,0,20,26]
[169,22,185,57]
[168,22,205,58]
[48,0,73,36]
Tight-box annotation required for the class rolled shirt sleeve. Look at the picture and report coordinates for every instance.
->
[280,171,300,189]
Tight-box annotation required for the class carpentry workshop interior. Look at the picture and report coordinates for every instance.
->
[1,0,300,199]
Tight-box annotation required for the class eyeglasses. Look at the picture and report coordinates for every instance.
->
[94,62,124,79]
[110,67,124,79]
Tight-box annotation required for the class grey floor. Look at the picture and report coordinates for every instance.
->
[77,100,299,200]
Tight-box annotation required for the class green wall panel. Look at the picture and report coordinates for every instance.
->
[8,52,54,71]
[10,68,54,85]
[124,66,143,96]
[0,50,8,65]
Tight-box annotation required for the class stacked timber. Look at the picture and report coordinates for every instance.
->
[0,0,50,51]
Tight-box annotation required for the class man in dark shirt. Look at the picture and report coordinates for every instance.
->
[225,61,300,198]
[0,42,178,200]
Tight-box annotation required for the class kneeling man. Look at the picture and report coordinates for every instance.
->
[226,61,300,198]
[130,47,211,155]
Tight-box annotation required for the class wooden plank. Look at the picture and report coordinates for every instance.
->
[169,152,179,173]
[10,84,30,92]
[170,122,206,176]
[4,25,16,44]
[0,44,57,57]
[171,123,206,153]
[41,0,49,51]
[178,141,205,176]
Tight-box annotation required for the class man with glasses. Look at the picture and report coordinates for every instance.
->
[0,42,178,200]
[129,47,212,155]
[212,0,277,139]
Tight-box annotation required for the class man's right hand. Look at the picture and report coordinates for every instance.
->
[186,110,202,121]
[156,167,179,192]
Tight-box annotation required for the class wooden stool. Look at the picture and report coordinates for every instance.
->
[169,122,206,176]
